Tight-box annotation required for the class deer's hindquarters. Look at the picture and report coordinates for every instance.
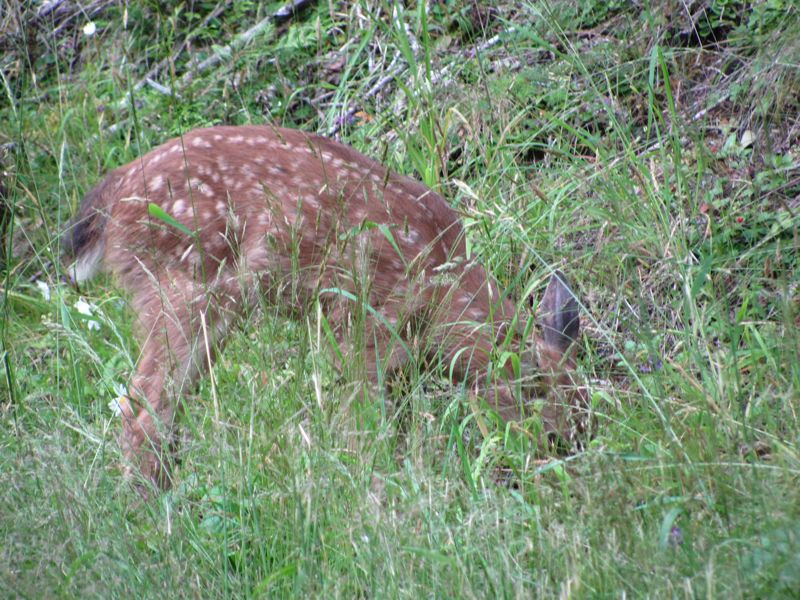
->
[65,124,585,494]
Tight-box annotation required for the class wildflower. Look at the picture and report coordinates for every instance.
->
[668,526,684,547]
[83,22,97,36]
[35,280,51,301]
[74,297,100,331]
[108,383,130,417]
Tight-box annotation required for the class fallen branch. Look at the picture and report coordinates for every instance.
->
[180,0,318,86]
[107,0,318,134]
[132,0,232,93]
[328,55,407,137]
[329,27,515,137]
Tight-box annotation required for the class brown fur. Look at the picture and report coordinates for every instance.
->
[65,125,585,494]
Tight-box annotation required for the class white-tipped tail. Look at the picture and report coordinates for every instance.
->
[69,239,104,283]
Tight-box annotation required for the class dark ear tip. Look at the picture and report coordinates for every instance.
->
[540,270,580,351]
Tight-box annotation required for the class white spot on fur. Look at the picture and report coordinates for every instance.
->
[468,307,487,320]
[191,137,211,148]
[457,294,473,306]
[244,243,269,269]
[400,229,421,244]
[173,199,186,217]
[149,175,164,191]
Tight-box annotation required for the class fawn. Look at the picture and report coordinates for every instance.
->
[63,124,585,494]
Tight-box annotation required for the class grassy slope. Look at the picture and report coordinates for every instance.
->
[1,0,799,597]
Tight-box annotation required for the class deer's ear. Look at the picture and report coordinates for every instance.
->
[538,270,580,354]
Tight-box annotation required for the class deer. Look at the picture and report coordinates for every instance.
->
[63,124,586,496]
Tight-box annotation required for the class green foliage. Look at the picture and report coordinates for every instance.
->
[1,0,798,597]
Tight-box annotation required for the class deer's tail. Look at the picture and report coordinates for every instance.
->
[63,175,117,283]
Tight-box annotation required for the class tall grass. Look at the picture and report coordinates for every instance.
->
[1,0,798,597]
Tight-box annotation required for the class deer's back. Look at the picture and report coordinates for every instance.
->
[72,125,504,323]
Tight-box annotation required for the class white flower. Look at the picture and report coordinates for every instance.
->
[108,396,128,417]
[83,22,97,36]
[108,384,130,417]
[35,280,51,301]
[74,297,100,330]
[74,297,92,315]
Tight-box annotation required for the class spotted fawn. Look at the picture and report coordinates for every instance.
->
[64,125,585,494]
